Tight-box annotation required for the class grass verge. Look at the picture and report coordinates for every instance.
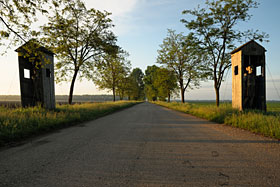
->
[0,101,140,146]
[153,101,280,139]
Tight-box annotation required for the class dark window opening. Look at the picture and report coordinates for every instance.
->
[46,68,51,78]
[234,66,238,75]
[24,69,31,79]
[256,66,262,76]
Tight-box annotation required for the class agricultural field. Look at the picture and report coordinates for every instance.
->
[0,101,140,146]
[267,101,280,113]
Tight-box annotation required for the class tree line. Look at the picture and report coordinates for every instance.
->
[0,0,268,106]
[150,0,268,105]
[0,0,145,104]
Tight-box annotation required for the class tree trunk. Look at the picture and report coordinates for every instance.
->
[180,87,185,103]
[113,87,116,102]
[215,87,220,107]
[168,93,171,103]
[68,69,78,105]
[120,90,124,100]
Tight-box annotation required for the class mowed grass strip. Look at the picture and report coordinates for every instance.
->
[0,101,140,145]
[154,101,280,139]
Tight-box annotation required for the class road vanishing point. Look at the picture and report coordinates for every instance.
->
[1,102,280,186]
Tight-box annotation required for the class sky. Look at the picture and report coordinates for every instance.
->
[0,0,279,100]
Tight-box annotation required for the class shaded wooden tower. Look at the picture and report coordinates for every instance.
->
[231,40,266,111]
[16,40,55,109]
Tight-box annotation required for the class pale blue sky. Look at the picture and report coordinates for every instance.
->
[0,0,279,100]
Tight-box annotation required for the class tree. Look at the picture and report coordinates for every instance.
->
[129,68,145,100]
[157,29,207,103]
[181,0,268,106]
[116,76,131,100]
[144,65,160,101]
[94,50,131,101]
[154,68,178,102]
[124,77,135,100]
[0,0,50,48]
[42,0,118,104]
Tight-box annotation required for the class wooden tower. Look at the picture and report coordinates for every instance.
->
[16,40,56,109]
[231,40,266,111]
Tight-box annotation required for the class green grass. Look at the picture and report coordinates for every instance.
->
[0,101,140,146]
[267,102,280,113]
[154,101,280,139]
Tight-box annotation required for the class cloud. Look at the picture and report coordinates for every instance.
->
[84,0,140,36]
[85,0,138,17]
[138,0,173,6]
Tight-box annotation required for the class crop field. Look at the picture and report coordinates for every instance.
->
[155,101,280,139]
[267,102,280,112]
[0,101,140,146]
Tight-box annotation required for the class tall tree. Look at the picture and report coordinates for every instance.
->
[94,50,131,101]
[42,0,118,104]
[157,29,207,103]
[144,65,160,101]
[154,68,178,102]
[116,76,130,100]
[0,0,50,48]
[129,68,145,100]
[181,0,268,106]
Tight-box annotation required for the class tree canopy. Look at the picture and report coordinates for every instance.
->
[128,68,145,100]
[144,65,160,101]
[41,0,118,104]
[154,67,178,102]
[157,29,207,103]
[181,0,269,106]
[0,0,50,49]
[94,50,131,101]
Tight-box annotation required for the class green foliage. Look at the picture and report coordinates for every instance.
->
[0,0,50,50]
[144,65,160,101]
[116,77,132,100]
[128,68,145,100]
[0,101,140,145]
[154,101,280,139]
[94,50,131,101]
[181,0,269,106]
[144,65,178,102]
[154,68,178,102]
[157,29,208,103]
[41,0,118,104]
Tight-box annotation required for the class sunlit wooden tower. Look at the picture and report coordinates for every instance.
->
[16,40,56,109]
[231,40,266,111]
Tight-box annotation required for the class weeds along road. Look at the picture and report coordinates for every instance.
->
[0,102,280,186]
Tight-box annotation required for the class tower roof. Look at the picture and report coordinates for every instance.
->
[231,40,266,54]
[15,39,54,55]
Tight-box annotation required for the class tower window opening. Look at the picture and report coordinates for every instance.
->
[256,66,262,76]
[46,68,51,78]
[24,69,31,79]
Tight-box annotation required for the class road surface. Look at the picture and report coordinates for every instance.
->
[1,102,280,186]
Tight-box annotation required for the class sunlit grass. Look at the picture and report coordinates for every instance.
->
[0,101,140,145]
[154,101,280,139]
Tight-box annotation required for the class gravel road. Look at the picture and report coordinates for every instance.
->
[0,102,280,186]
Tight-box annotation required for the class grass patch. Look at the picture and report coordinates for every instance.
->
[0,101,140,146]
[154,101,280,139]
